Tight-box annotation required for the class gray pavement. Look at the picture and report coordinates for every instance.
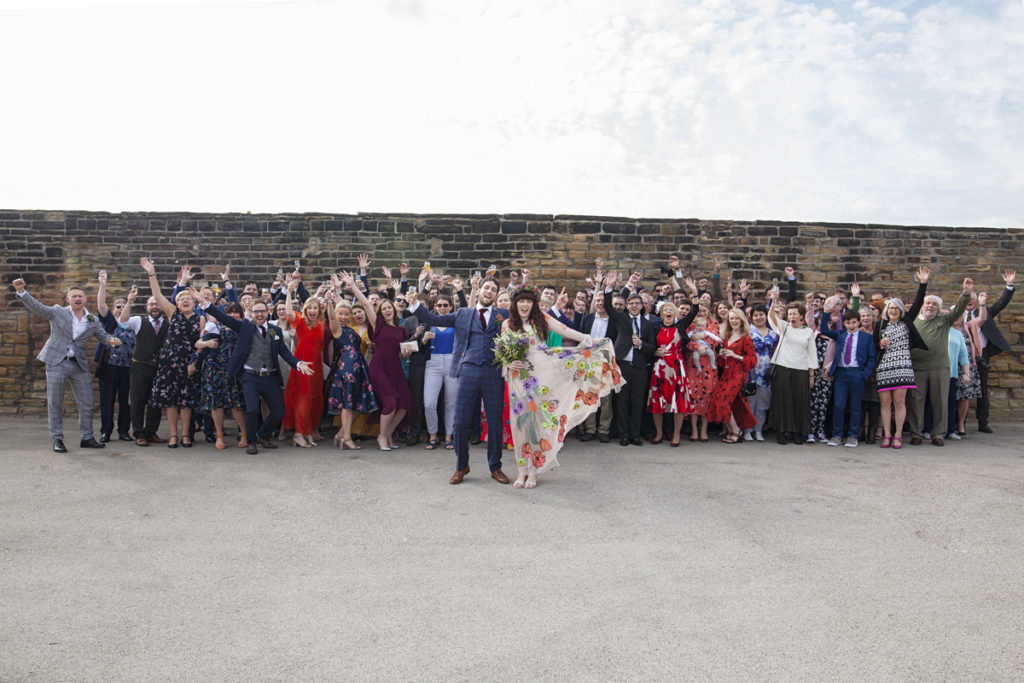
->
[2,416,1023,681]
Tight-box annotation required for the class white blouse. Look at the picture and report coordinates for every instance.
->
[767,320,819,370]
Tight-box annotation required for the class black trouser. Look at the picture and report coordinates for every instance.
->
[977,355,991,428]
[616,362,649,439]
[129,362,162,438]
[406,360,426,436]
[98,363,131,437]
[242,372,284,442]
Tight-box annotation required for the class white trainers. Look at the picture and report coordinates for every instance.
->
[844,437,858,447]
[947,432,962,440]
[922,432,931,440]
[807,434,817,443]
[827,436,842,447]
[743,431,754,441]
[754,431,765,442]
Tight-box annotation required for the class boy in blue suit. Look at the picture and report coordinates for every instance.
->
[819,309,876,447]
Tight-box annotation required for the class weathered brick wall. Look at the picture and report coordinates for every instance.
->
[3,210,1023,420]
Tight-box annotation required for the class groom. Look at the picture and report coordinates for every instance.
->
[406,278,510,484]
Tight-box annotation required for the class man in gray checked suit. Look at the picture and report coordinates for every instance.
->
[12,278,122,452]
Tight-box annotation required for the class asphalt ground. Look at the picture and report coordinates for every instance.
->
[2,417,1023,681]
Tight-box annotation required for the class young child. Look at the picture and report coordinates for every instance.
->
[818,309,876,447]
[690,317,722,370]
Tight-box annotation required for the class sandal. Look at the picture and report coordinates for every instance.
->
[513,477,526,489]
[215,434,226,450]
[721,433,740,444]
[524,475,537,489]
[893,437,903,450]
[444,440,455,450]
[425,439,439,450]
[880,436,892,448]
[341,439,361,450]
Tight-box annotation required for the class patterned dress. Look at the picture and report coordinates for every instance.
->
[956,328,982,400]
[199,325,244,412]
[647,324,693,414]
[875,320,916,391]
[686,328,719,418]
[706,334,757,428]
[809,334,833,437]
[327,326,379,414]
[505,324,623,473]
[150,310,201,409]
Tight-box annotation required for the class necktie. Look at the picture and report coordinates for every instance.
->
[152,318,161,334]
[632,316,640,336]
[261,326,267,338]
[479,308,488,330]
[843,334,853,364]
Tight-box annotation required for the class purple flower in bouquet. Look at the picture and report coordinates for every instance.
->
[523,376,538,391]
[512,400,526,416]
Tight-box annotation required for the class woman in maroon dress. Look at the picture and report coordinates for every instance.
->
[340,271,415,452]
[647,301,697,446]
[707,308,758,443]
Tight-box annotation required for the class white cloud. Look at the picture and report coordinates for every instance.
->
[0,0,1021,227]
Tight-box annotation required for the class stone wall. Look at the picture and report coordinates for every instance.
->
[2,210,1023,420]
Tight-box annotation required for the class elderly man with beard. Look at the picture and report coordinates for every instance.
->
[119,287,170,445]
[907,277,973,446]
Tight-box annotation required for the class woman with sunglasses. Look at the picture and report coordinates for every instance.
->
[421,296,459,450]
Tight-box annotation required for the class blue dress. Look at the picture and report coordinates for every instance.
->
[199,326,244,412]
[327,326,379,414]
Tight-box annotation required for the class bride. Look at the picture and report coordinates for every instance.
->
[501,285,624,489]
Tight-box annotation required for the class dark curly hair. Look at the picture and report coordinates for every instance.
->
[509,288,549,340]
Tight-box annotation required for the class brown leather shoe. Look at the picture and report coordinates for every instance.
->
[135,438,149,446]
[490,469,510,485]
[910,437,922,445]
[931,436,944,446]
[148,435,167,444]
[449,467,469,485]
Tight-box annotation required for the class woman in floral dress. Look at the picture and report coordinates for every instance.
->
[646,301,697,446]
[706,308,758,443]
[140,257,202,448]
[686,314,719,442]
[325,293,379,451]
[197,302,246,449]
[501,286,623,489]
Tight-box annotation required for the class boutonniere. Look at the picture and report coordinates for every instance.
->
[86,314,97,323]
[493,314,505,326]
[268,329,279,341]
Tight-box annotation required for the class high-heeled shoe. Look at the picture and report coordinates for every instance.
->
[167,436,179,449]
[341,439,361,450]
[292,436,312,448]
[237,433,248,449]
[181,436,193,448]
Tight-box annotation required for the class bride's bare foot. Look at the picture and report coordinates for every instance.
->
[525,474,537,489]
[513,476,526,488]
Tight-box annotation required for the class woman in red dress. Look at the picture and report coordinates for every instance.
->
[686,308,719,442]
[647,301,698,446]
[706,308,758,443]
[283,282,326,448]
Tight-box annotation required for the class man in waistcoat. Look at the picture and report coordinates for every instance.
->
[118,286,169,445]
[12,278,122,453]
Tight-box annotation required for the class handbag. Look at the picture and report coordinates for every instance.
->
[740,381,757,397]
[762,322,789,386]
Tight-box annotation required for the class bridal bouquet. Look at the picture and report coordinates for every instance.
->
[493,329,531,367]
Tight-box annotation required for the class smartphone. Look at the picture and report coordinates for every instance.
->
[293,260,300,269]
[98,269,108,279]
[130,283,139,295]
[474,270,481,279]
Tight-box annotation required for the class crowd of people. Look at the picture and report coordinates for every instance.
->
[11,254,1016,487]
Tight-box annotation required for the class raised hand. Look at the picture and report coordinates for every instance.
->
[97,270,108,286]
[509,271,521,283]
[451,278,463,291]
[140,257,156,275]
[555,287,569,310]
[520,268,530,284]
[603,271,618,289]
[713,257,723,273]
[11,277,26,294]
[594,257,603,271]
[850,282,861,298]
[179,264,193,283]
[405,289,419,307]
[684,277,698,294]
[399,262,410,277]
[187,285,204,304]
[1004,269,1016,286]
[470,272,481,289]
[738,278,750,293]
[357,253,371,271]
[978,292,988,306]
[916,266,931,283]
[784,266,795,278]
[220,264,231,281]
[963,277,974,293]
[381,265,392,280]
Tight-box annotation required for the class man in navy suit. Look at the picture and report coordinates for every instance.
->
[405,278,510,485]
[819,309,876,447]
[966,268,1015,433]
[192,288,314,454]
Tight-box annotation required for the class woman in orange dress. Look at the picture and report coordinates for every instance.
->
[283,281,326,448]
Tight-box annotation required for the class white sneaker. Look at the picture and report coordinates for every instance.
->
[754,431,765,441]
[922,432,931,440]
[807,434,817,443]
[844,437,858,447]
[818,433,828,443]
[743,431,754,441]
[827,436,842,447]
[947,432,962,440]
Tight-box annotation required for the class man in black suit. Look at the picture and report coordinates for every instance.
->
[967,269,1015,433]
[602,272,656,446]
[578,294,617,442]
[192,290,314,454]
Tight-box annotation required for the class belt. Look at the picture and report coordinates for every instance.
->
[244,368,278,377]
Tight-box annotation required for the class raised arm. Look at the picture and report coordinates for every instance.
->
[119,287,137,324]
[906,266,930,320]
[340,271,376,329]
[96,270,109,317]
[285,280,297,322]
[140,257,177,319]
[323,290,343,339]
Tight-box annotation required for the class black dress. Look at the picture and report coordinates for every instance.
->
[150,311,201,409]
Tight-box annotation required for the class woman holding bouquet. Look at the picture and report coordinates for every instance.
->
[498,285,624,489]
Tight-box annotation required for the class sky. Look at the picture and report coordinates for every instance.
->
[1,0,1021,227]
